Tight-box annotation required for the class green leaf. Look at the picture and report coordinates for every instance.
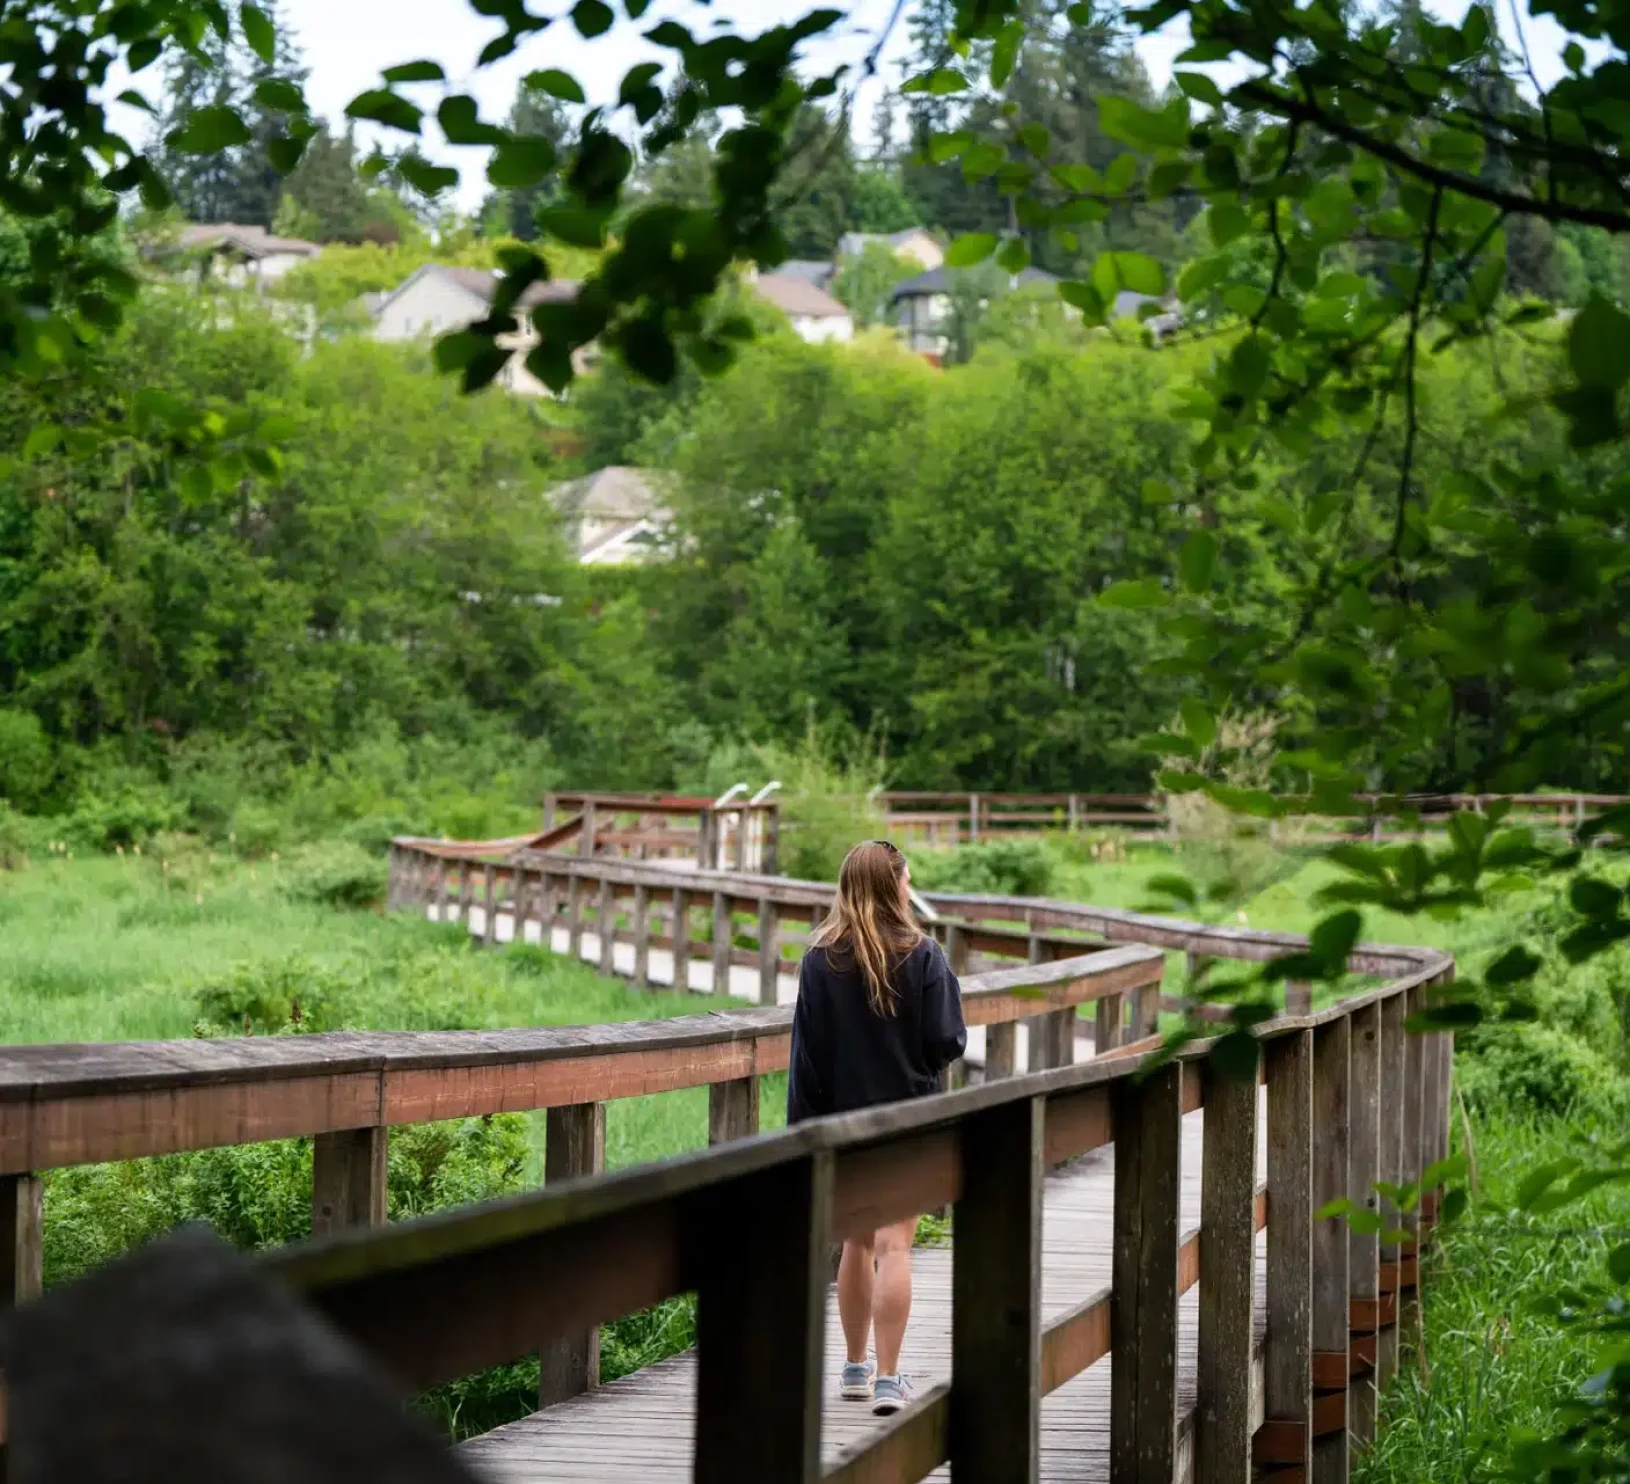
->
[1146,872,1198,906]
[1209,1029,1261,1082]
[1180,697,1216,747]
[1484,944,1541,986]
[22,424,61,459]
[904,67,970,96]
[572,0,615,37]
[1059,280,1106,324]
[397,154,459,196]
[996,236,1029,274]
[253,79,306,114]
[383,60,446,84]
[488,136,558,189]
[1609,1242,1630,1286]
[1112,251,1164,296]
[1174,70,1223,106]
[166,105,252,154]
[1405,1002,1482,1031]
[990,20,1024,88]
[440,96,505,146]
[528,68,587,104]
[1177,255,1229,301]
[240,3,275,63]
[1441,1188,1468,1223]
[346,89,422,134]
[1569,295,1630,391]
[1208,200,1249,247]
[944,232,997,268]
[1099,577,1167,609]
[1098,94,1189,149]
[1179,529,1216,591]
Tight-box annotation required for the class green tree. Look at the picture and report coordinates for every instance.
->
[831,243,919,328]
[495,80,573,241]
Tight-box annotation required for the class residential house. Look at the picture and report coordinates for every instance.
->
[174,223,322,286]
[836,228,944,271]
[774,258,840,293]
[370,264,589,396]
[749,270,854,343]
[889,265,1059,357]
[547,465,673,565]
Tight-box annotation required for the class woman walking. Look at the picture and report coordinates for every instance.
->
[787,840,966,1416]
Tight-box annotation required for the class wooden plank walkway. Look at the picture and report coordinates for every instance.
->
[457,1103,1269,1484]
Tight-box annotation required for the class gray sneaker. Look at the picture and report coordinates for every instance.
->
[872,1374,911,1416]
[840,1359,875,1400]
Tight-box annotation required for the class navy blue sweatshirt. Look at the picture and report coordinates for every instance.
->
[787,936,967,1124]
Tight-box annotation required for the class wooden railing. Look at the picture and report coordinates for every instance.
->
[880,788,1626,842]
[542,791,782,872]
[5,844,1455,1484]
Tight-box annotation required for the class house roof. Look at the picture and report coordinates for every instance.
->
[837,229,938,259]
[889,265,1059,302]
[753,272,850,320]
[178,223,321,258]
[547,466,671,524]
[1112,290,1166,319]
[371,263,584,318]
[774,259,838,289]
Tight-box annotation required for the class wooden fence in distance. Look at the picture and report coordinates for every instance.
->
[544,791,781,872]
[880,789,1626,844]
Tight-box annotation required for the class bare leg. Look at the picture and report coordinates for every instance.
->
[837,1236,875,1365]
[872,1217,917,1376]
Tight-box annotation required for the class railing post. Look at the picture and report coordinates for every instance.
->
[732,810,747,871]
[434,856,449,923]
[540,1102,606,1407]
[1312,1017,1352,1484]
[1259,1029,1314,1477]
[1348,1003,1382,1447]
[1377,994,1404,1384]
[969,791,980,844]
[386,844,403,911]
[952,1094,1043,1481]
[757,897,779,1006]
[598,878,616,976]
[512,866,529,945]
[1400,984,1425,1330]
[581,800,598,857]
[1199,1049,1257,1484]
[708,1078,760,1145]
[1111,1062,1181,1484]
[1095,992,1124,1055]
[672,887,691,992]
[482,864,497,945]
[763,809,780,876]
[543,792,556,831]
[566,872,584,960]
[633,883,651,988]
[1288,980,1313,1015]
[1028,931,1075,1071]
[311,1127,387,1238]
[693,1152,831,1484]
[712,891,732,996]
[0,1173,43,1306]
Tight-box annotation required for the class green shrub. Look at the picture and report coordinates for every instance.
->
[1456,1020,1628,1122]
[278,840,388,909]
[752,724,886,882]
[909,839,1056,898]
[64,782,183,850]
[0,709,54,811]
[193,956,338,1036]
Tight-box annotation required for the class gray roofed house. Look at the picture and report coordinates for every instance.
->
[547,466,674,565]
[836,228,944,270]
[774,259,838,291]
[370,264,588,397]
[164,223,321,286]
[750,271,854,344]
[888,265,1060,357]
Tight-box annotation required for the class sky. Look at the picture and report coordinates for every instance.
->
[123,0,1590,216]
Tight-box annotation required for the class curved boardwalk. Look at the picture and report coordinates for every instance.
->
[458,1103,1268,1484]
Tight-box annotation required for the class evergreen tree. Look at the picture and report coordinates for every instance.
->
[500,80,574,240]
[152,1,307,228]
[280,125,375,243]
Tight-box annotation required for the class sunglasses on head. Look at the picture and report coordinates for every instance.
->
[870,839,900,854]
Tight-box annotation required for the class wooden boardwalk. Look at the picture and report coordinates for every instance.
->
[458,1102,1269,1484]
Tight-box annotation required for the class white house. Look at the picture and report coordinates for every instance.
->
[836,228,944,271]
[176,223,321,285]
[370,264,588,396]
[751,271,854,344]
[546,466,673,565]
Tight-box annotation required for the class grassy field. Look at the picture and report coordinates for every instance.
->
[5,829,1628,1466]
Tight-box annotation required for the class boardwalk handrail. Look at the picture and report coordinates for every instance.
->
[6,841,1455,1484]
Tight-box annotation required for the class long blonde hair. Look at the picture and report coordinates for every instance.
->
[811,840,923,1017]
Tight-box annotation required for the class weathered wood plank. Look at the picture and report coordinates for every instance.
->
[1312,1018,1351,1484]
[1348,1002,1381,1448]
[1111,1063,1180,1484]
[0,1171,42,1306]
[758,898,779,1007]
[707,1078,759,1146]
[693,1152,830,1484]
[541,1102,606,1408]
[1377,993,1404,1386]
[1263,1028,1314,1474]
[1198,1051,1256,1484]
[310,1126,387,1239]
[952,1095,1043,1482]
